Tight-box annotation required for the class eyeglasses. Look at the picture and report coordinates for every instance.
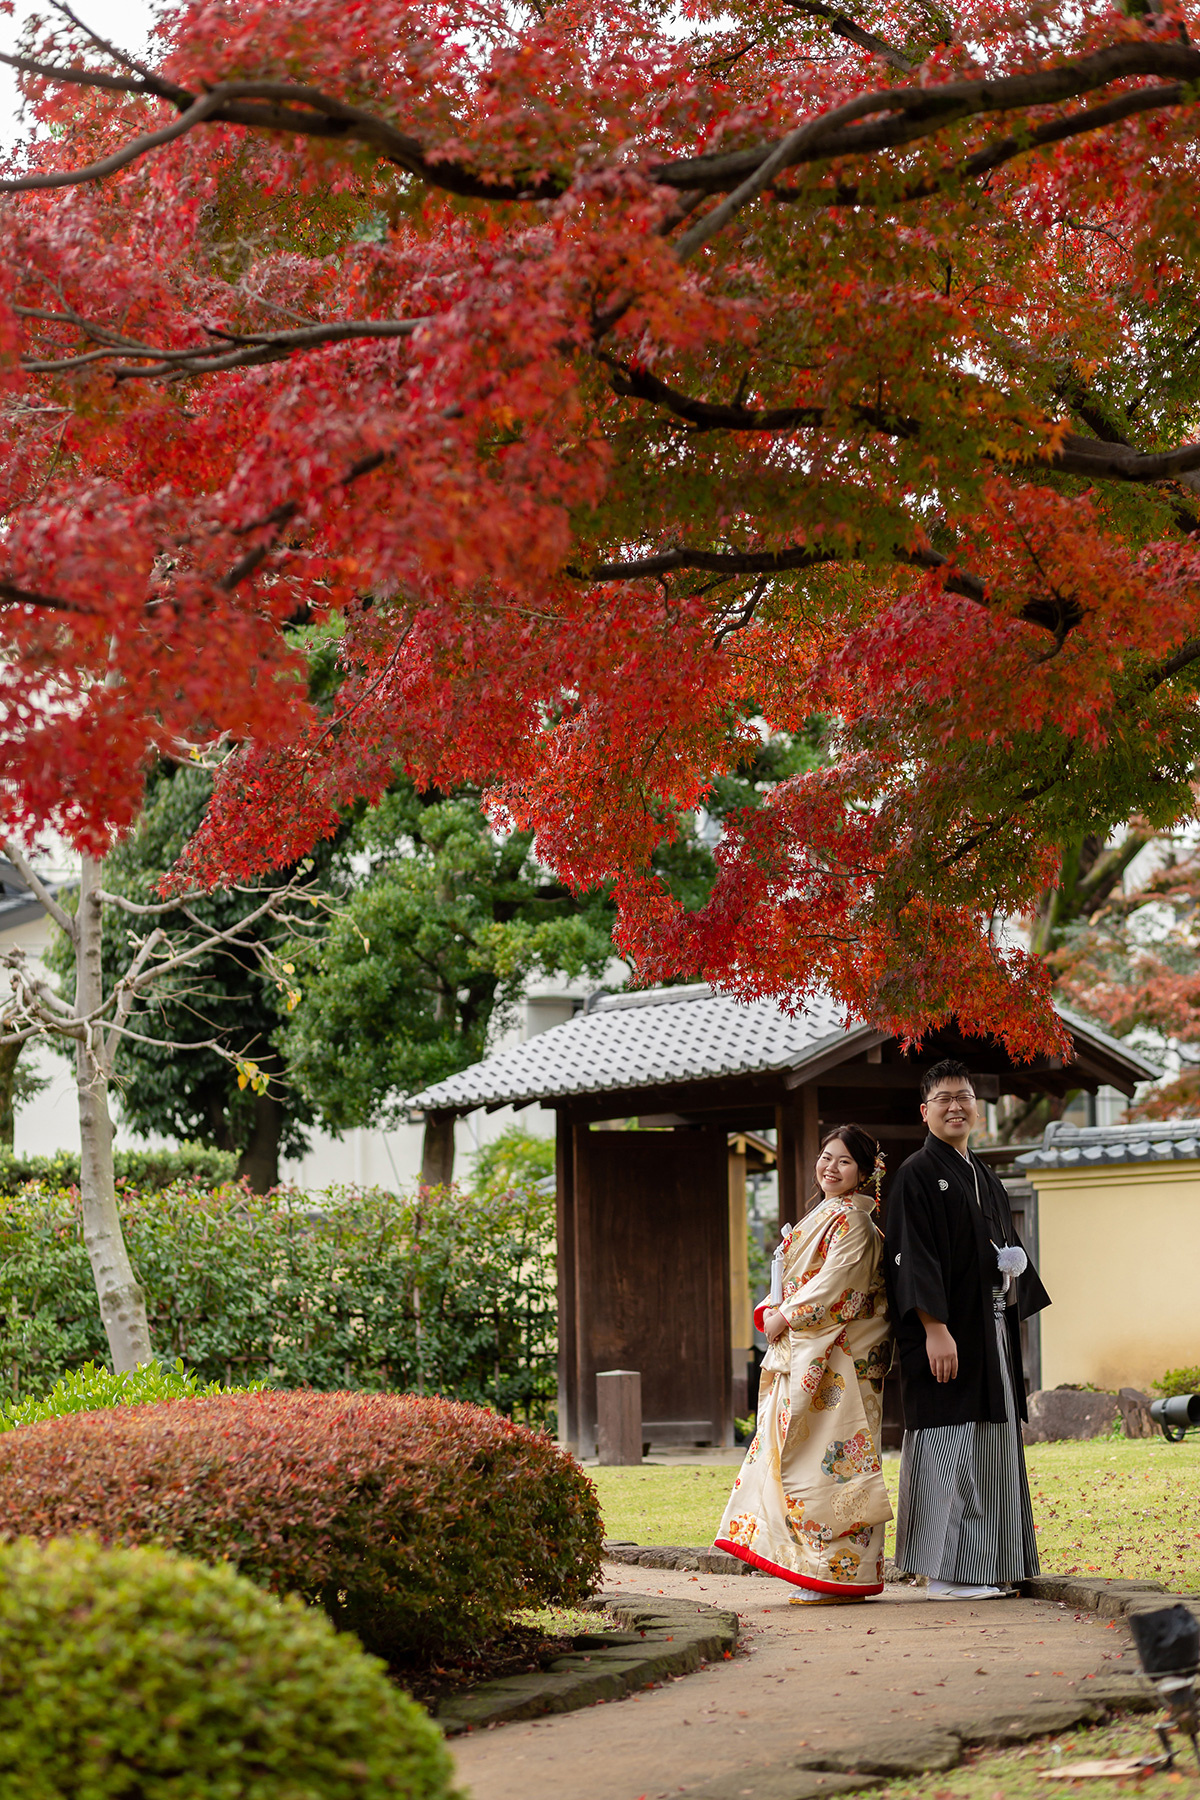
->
[925,1090,976,1106]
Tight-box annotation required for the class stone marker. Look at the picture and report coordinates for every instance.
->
[597,1369,642,1465]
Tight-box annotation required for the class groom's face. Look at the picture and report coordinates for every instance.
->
[921,1079,979,1146]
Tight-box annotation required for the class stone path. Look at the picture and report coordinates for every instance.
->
[450,1563,1160,1800]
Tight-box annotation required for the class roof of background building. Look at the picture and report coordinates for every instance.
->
[1017,1118,1200,1170]
[412,984,1159,1114]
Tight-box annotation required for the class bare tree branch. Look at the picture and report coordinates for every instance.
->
[0,839,78,939]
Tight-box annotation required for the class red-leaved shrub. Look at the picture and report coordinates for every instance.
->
[0,1391,602,1660]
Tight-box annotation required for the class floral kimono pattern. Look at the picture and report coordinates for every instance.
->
[715,1193,894,1596]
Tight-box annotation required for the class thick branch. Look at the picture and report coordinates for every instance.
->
[781,1,918,73]
[2,40,1198,212]
[651,44,1200,195]
[605,356,1200,485]
[0,839,77,938]
[584,539,987,604]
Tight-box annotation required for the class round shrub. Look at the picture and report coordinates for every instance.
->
[0,1536,461,1800]
[0,1390,603,1661]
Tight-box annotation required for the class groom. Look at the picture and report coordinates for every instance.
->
[884,1059,1050,1600]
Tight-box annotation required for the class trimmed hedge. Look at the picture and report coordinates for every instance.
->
[0,1390,603,1660]
[0,1144,235,1195]
[1,1180,555,1417]
[0,1536,460,1800]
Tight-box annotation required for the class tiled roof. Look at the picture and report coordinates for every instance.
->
[1017,1118,1200,1170]
[412,984,866,1111]
[412,984,1159,1114]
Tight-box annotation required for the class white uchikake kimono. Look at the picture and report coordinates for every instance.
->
[715,1193,894,1596]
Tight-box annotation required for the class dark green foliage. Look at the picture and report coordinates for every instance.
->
[0,1181,556,1417]
[281,782,613,1130]
[0,1536,461,1800]
[0,1145,235,1196]
[0,1393,604,1663]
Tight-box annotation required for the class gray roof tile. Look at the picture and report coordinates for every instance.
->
[1017,1118,1200,1169]
[413,984,1159,1115]
[413,984,861,1110]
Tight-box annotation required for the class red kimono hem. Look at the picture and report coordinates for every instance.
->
[713,1538,884,1597]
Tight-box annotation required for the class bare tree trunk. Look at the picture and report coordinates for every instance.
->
[0,1040,20,1150]
[420,1109,455,1187]
[236,1088,283,1192]
[75,855,152,1372]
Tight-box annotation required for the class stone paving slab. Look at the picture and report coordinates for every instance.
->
[450,1561,1169,1800]
[436,1596,739,1735]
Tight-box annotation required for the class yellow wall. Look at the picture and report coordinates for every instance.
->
[1033,1160,1200,1392]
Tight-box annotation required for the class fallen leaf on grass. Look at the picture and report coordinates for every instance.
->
[1039,1755,1171,1779]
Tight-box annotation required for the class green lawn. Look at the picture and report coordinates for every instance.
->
[877,1714,1200,1800]
[591,1437,1200,1593]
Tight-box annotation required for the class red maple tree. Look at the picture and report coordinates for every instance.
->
[1054,831,1200,1116]
[4,0,1200,1056]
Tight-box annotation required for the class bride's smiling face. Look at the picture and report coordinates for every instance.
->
[815,1139,861,1197]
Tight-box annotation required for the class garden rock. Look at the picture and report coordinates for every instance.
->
[1116,1388,1157,1438]
[1022,1387,1120,1442]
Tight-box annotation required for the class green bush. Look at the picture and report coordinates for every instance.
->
[1153,1365,1200,1398]
[0,1143,236,1195]
[0,1390,604,1661]
[0,1536,461,1800]
[0,1357,260,1432]
[0,1179,555,1413]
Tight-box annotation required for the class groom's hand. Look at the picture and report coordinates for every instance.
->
[920,1317,958,1382]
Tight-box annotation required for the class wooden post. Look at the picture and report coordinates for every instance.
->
[728,1137,751,1420]
[555,1111,579,1453]
[596,1370,643,1465]
[800,1083,820,1213]
[776,1084,821,1227]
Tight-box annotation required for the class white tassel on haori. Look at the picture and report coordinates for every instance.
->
[996,1243,1028,1294]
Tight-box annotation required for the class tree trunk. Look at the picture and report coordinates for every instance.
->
[237,1088,282,1192]
[74,855,152,1372]
[0,1040,20,1151]
[420,1110,456,1187]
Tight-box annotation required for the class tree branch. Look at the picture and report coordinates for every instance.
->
[603,355,1200,485]
[0,840,77,938]
[2,40,1197,212]
[780,0,918,73]
[21,316,433,381]
[583,539,987,604]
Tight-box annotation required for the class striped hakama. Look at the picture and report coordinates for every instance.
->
[894,1290,1039,1586]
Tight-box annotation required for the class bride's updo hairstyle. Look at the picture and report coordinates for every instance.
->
[809,1123,886,1211]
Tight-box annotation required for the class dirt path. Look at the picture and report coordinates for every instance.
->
[450,1563,1144,1800]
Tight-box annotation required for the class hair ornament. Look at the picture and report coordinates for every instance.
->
[870,1145,886,1202]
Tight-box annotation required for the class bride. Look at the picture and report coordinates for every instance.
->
[715,1124,894,1602]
